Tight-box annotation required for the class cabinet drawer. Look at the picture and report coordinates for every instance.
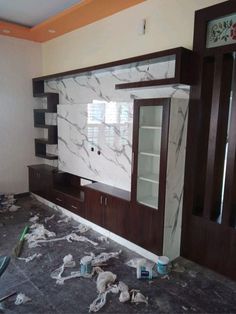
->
[66,196,85,217]
[51,190,67,207]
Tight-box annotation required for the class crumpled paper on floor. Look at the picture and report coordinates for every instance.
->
[89,274,148,312]
[73,223,90,233]
[50,254,103,285]
[25,223,98,248]
[18,253,42,263]
[15,293,31,305]
[0,194,20,213]
[91,250,121,266]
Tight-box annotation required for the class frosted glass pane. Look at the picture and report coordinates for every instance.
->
[206,13,236,48]
[139,128,161,155]
[137,179,159,209]
[140,106,163,127]
[136,105,163,210]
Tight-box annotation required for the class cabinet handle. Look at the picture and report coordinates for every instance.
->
[104,197,108,207]
[131,152,134,174]
[100,195,103,205]
[56,197,62,202]
[71,205,78,209]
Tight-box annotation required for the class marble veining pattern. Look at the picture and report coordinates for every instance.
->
[43,58,190,259]
[163,98,189,260]
[58,102,133,191]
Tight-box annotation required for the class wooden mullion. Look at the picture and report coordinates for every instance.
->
[203,55,223,219]
[211,54,233,221]
[222,59,236,227]
[192,57,214,216]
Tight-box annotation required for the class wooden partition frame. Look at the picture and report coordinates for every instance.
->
[181,0,236,279]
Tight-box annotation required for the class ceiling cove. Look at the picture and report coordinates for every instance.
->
[0,0,146,43]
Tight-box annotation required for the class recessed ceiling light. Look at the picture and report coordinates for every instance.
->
[2,29,11,34]
[48,29,56,33]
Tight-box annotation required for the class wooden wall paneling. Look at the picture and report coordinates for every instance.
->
[182,0,236,280]
[85,189,104,226]
[203,54,233,221]
[222,58,236,227]
[103,196,129,238]
[192,57,214,216]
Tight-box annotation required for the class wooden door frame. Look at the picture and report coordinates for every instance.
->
[181,0,236,279]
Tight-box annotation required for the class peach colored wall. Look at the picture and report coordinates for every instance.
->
[42,0,226,75]
[0,35,42,193]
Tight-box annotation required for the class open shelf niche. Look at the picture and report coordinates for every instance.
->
[33,81,59,160]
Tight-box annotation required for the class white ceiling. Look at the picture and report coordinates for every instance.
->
[0,0,83,27]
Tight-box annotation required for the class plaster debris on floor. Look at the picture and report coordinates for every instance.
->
[0,194,20,213]
[14,293,31,306]
[1,196,236,314]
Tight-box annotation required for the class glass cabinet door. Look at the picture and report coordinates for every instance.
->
[132,99,170,211]
[137,105,163,209]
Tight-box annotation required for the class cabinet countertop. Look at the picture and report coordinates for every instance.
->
[84,182,130,202]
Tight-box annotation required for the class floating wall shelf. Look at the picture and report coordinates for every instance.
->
[33,92,59,160]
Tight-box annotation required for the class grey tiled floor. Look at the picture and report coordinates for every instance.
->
[0,196,236,313]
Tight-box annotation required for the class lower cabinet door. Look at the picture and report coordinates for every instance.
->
[29,168,51,200]
[103,196,129,238]
[85,189,104,226]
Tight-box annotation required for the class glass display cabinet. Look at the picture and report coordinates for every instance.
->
[130,98,170,253]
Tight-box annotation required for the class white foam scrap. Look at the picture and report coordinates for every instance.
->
[126,257,155,270]
[44,214,55,223]
[130,290,148,305]
[25,223,97,248]
[18,253,42,263]
[91,250,121,266]
[89,277,148,312]
[50,254,103,285]
[9,205,20,212]
[66,233,98,246]
[0,194,17,213]
[89,288,115,313]
[57,216,71,223]
[25,223,56,248]
[29,215,39,223]
[97,236,109,244]
[97,271,117,293]
[15,293,31,305]
[73,223,90,233]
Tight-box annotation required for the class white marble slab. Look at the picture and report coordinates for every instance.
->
[43,56,190,260]
[163,97,189,260]
[58,102,133,191]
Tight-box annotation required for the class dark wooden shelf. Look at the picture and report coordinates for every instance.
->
[115,48,196,90]
[33,92,58,97]
[33,90,59,160]
[34,124,57,129]
[34,108,57,113]
[28,164,57,171]
[84,182,130,202]
[53,186,84,201]
[35,138,57,145]
[35,153,58,160]
[115,78,180,90]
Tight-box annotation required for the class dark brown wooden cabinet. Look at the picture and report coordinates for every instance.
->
[28,165,85,218]
[28,164,55,200]
[84,183,130,238]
